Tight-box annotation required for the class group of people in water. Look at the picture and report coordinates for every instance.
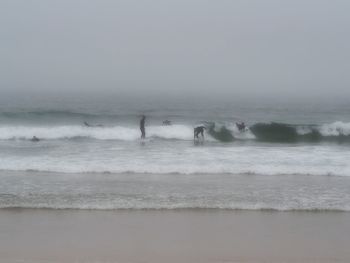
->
[30,116,246,142]
[140,116,246,141]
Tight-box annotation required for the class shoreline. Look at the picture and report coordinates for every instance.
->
[2,171,350,212]
[1,209,350,263]
[1,207,350,213]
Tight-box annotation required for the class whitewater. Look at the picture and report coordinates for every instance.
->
[0,120,350,176]
[1,121,350,141]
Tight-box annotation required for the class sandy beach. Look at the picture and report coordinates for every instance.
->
[1,208,350,263]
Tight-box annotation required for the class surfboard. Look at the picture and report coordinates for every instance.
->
[140,138,152,143]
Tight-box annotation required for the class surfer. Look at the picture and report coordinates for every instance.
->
[163,120,171,126]
[84,121,103,127]
[31,136,40,142]
[236,122,246,132]
[194,126,205,140]
[84,121,92,127]
[140,115,146,139]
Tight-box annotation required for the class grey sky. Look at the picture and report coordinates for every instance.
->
[1,0,350,100]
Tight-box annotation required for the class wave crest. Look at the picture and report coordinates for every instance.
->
[250,121,350,142]
[0,124,194,141]
[1,121,350,143]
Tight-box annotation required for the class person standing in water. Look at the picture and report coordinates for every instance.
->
[140,115,146,139]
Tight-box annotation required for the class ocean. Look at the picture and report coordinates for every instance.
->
[1,94,350,211]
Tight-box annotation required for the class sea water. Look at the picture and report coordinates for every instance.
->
[0,94,350,211]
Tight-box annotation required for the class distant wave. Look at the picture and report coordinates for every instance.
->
[0,110,142,126]
[0,168,347,178]
[1,204,349,212]
[0,110,184,122]
[1,121,350,143]
[0,110,108,119]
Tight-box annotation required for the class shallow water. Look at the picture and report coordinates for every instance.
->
[1,171,350,211]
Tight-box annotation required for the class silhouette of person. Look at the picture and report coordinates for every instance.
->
[194,126,205,140]
[140,115,146,139]
[236,122,246,132]
[31,136,40,142]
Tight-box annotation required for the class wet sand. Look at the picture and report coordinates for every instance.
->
[1,209,350,263]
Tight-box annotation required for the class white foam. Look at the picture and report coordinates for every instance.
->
[296,126,313,135]
[0,143,349,176]
[2,121,349,142]
[0,124,196,141]
[225,122,256,140]
[295,121,350,136]
[1,170,350,211]
[319,121,350,136]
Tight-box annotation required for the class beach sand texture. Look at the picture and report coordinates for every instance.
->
[1,209,350,263]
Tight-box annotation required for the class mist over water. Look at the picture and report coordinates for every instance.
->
[2,0,350,99]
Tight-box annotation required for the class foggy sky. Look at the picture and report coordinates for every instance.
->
[1,0,350,100]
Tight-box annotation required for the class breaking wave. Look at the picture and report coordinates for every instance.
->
[0,121,350,143]
[0,124,194,141]
[250,121,350,143]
